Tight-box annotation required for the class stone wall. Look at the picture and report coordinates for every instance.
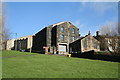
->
[14,35,33,51]
[56,22,80,54]
[69,39,81,53]
[56,22,79,43]
[70,35,100,53]
[6,38,15,50]
[32,27,47,52]
[81,35,100,53]
[32,21,80,54]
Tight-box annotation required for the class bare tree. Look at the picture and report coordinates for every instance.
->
[100,22,119,36]
[0,2,3,50]
[106,37,120,56]
[99,22,120,56]
[0,2,11,50]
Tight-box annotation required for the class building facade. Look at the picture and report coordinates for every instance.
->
[32,21,80,54]
[14,35,33,52]
[6,38,15,50]
[70,34,100,53]
[12,22,103,54]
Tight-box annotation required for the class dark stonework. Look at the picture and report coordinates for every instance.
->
[70,35,100,53]
[32,21,80,54]
[51,25,57,47]
[32,27,47,53]
[14,38,27,51]
[69,39,81,53]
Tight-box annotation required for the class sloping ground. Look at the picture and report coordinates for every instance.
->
[2,50,119,78]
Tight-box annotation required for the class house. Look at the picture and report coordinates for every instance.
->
[14,35,33,52]
[32,21,80,54]
[69,32,100,53]
[6,38,15,50]
[95,31,120,53]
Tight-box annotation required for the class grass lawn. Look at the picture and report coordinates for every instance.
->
[2,50,119,78]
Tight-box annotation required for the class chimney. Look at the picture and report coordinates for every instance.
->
[106,33,109,37]
[96,31,100,36]
[88,31,91,35]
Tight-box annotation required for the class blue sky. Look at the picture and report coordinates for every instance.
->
[5,2,118,38]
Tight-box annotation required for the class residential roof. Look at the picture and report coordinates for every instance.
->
[70,35,99,44]
[52,21,69,27]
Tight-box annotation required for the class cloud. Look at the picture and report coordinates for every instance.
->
[92,3,114,15]
[80,2,116,15]
[72,20,86,28]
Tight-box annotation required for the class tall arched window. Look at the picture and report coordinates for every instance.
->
[88,37,90,48]
[71,28,75,33]
[61,35,64,41]
[72,36,75,41]
[94,42,98,49]
[61,27,64,32]
[84,39,87,49]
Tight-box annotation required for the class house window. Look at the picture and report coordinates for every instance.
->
[88,37,90,40]
[61,27,64,32]
[88,37,90,48]
[61,35,64,41]
[72,36,75,41]
[94,42,97,49]
[84,39,87,49]
[71,28,75,33]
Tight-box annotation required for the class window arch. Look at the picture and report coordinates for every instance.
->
[61,27,64,32]
[72,36,75,41]
[61,35,64,41]
[71,28,75,33]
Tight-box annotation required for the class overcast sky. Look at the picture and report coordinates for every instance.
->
[5,2,118,38]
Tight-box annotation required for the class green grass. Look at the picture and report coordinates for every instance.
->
[2,50,36,57]
[2,50,119,78]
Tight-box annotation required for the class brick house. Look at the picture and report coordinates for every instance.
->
[32,21,80,54]
[69,33,100,53]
